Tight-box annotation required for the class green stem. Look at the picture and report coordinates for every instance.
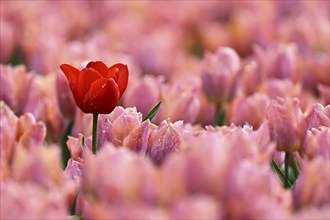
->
[60,119,74,168]
[284,152,290,188]
[292,157,300,179]
[215,102,226,126]
[92,113,99,155]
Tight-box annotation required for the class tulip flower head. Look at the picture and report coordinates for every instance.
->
[60,61,128,114]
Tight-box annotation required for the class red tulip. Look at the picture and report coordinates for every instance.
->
[60,61,128,114]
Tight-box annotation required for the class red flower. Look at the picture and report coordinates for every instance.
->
[60,61,128,114]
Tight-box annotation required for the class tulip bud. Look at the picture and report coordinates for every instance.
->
[82,146,158,205]
[123,120,151,155]
[303,127,330,160]
[261,79,300,100]
[240,60,261,96]
[254,44,298,82]
[303,52,330,89]
[293,158,330,209]
[0,181,69,219]
[97,107,142,147]
[266,97,304,151]
[148,120,182,165]
[15,112,46,150]
[0,65,33,115]
[24,74,65,140]
[303,103,330,131]
[55,71,76,119]
[123,75,162,117]
[201,47,240,102]
[0,102,18,170]
[228,94,270,129]
[270,45,297,80]
[160,83,201,124]
[182,133,230,196]
[223,160,291,219]
[0,19,15,62]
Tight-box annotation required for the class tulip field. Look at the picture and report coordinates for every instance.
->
[0,1,329,219]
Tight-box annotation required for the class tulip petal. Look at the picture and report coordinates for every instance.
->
[78,68,103,100]
[83,78,120,114]
[86,61,108,77]
[107,64,129,97]
[60,64,79,86]
[60,64,84,109]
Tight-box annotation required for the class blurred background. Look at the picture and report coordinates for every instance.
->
[1,1,329,72]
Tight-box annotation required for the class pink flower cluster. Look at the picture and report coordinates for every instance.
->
[1,1,329,219]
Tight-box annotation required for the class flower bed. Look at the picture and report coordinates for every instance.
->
[0,1,329,219]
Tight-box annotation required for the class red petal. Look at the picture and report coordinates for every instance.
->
[86,61,108,77]
[78,68,102,100]
[82,78,120,114]
[60,64,79,86]
[107,64,129,97]
[60,64,83,109]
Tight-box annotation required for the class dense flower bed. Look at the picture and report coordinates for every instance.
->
[0,1,329,219]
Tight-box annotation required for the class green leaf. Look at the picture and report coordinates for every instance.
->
[287,166,297,184]
[143,101,161,122]
[271,159,293,188]
[292,157,300,179]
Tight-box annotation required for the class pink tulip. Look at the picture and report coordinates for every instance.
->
[55,70,77,119]
[254,44,299,82]
[15,112,46,150]
[223,160,291,219]
[0,18,15,62]
[266,97,304,151]
[159,153,188,205]
[228,94,270,129]
[293,157,330,208]
[303,103,330,132]
[0,102,46,179]
[97,106,142,147]
[123,120,151,155]
[0,102,19,168]
[24,74,65,140]
[160,83,201,124]
[123,75,162,117]
[129,27,182,76]
[0,65,34,115]
[71,110,93,137]
[239,60,261,96]
[302,51,330,90]
[261,79,301,100]
[0,181,69,219]
[82,146,160,206]
[303,127,330,160]
[201,47,240,102]
[177,132,230,197]
[148,120,183,165]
